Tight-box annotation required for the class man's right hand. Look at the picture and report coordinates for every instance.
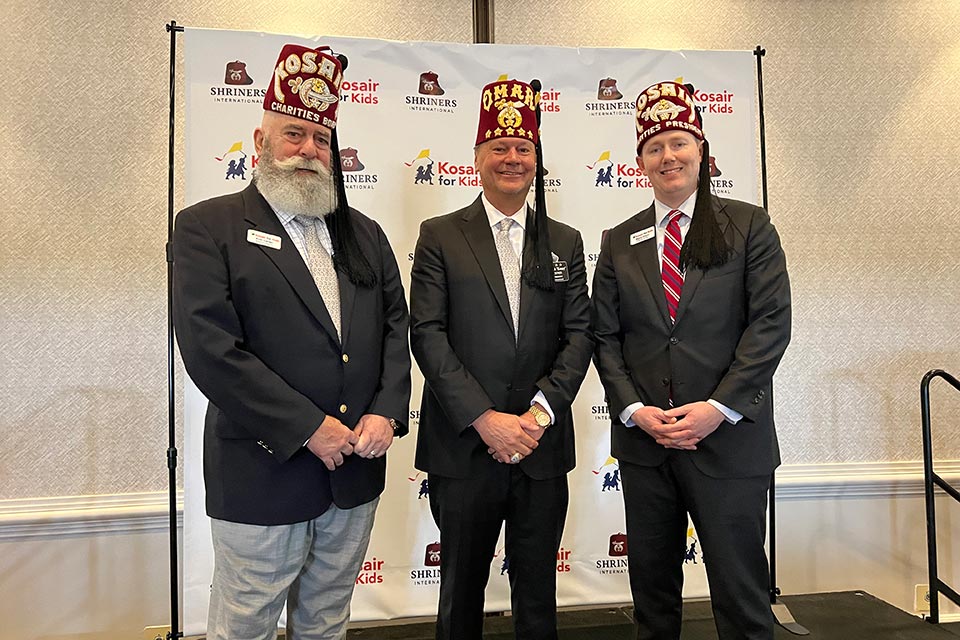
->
[306,415,360,471]
[630,406,695,451]
[473,409,538,463]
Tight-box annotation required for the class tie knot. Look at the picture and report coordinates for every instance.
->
[294,215,317,229]
[498,218,514,233]
[667,209,685,225]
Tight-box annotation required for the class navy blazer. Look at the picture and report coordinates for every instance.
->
[173,183,410,524]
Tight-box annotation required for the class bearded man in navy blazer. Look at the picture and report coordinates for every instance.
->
[173,44,410,640]
[592,81,791,640]
[410,78,593,640]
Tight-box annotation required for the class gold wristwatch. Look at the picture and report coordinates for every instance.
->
[528,404,551,428]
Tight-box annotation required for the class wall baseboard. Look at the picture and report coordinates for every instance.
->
[0,492,183,541]
[1,460,958,539]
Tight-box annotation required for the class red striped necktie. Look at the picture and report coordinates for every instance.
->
[661,209,685,323]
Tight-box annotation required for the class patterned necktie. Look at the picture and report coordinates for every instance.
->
[661,209,685,323]
[295,215,341,339]
[494,218,521,340]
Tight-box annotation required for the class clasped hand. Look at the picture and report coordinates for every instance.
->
[631,401,724,450]
[307,413,394,470]
[475,409,544,464]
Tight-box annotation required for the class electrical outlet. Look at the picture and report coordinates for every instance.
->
[915,584,931,613]
[143,626,170,640]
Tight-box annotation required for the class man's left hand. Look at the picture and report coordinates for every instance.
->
[658,402,725,448]
[354,414,395,459]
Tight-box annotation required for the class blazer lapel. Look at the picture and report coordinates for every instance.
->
[674,197,730,325]
[241,185,341,346]
[459,196,515,338]
[630,206,672,328]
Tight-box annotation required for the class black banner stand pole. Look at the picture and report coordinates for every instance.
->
[755,45,809,636]
[165,19,185,640]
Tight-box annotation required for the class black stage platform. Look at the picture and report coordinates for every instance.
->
[346,591,960,639]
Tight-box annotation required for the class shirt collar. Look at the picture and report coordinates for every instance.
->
[481,193,528,231]
[654,191,697,228]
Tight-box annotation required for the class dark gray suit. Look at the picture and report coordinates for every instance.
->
[410,196,593,640]
[173,183,410,526]
[592,196,791,639]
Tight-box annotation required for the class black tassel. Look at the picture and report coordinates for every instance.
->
[679,139,729,272]
[326,128,377,288]
[524,79,555,292]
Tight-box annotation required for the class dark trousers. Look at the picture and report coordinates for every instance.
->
[620,453,773,640]
[428,463,568,640]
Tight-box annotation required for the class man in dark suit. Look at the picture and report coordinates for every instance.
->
[592,81,791,640]
[410,78,593,640]
[173,44,410,640]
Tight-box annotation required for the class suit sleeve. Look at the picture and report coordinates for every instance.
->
[591,230,643,417]
[533,230,594,418]
[711,207,792,421]
[173,208,324,462]
[366,222,412,437]
[409,220,495,431]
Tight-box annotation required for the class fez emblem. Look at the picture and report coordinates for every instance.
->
[288,77,339,111]
[646,98,685,123]
[496,100,526,129]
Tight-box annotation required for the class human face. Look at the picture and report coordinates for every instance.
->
[475,138,537,211]
[254,111,333,171]
[637,131,703,208]
[253,112,337,217]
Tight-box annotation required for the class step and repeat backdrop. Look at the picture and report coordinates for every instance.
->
[181,27,758,634]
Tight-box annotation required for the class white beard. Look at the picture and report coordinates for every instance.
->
[253,144,337,218]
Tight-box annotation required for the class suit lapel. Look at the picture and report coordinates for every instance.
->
[630,206,672,328]
[459,196,515,338]
[674,197,730,325]
[241,185,341,346]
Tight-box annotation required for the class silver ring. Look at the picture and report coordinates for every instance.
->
[510,452,521,464]
[370,450,378,458]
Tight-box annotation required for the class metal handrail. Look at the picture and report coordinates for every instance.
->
[921,369,960,623]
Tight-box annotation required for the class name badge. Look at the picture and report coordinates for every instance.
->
[553,260,569,282]
[630,226,655,245]
[247,229,282,250]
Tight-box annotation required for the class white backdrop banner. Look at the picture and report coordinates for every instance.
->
[182,27,758,634]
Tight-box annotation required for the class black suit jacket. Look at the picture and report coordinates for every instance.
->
[410,196,593,480]
[173,183,410,525]
[591,196,791,478]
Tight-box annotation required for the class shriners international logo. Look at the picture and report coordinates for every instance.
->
[210,58,266,104]
[596,533,629,574]
[419,71,445,95]
[410,542,442,585]
[224,60,253,85]
[405,149,481,187]
[406,70,457,113]
[339,147,378,191]
[586,151,651,190]
[592,456,621,492]
[214,141,256,180]
[585,76,635,116]
[597,77,623,100]
[355,556,384,585]
[708,150,734,195]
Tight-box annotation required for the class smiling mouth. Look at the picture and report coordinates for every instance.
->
[660,167,683,175]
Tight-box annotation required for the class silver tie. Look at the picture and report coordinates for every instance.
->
[495,218,521,340]
[295,216,341,339]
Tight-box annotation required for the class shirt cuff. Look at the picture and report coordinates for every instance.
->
[620,401,645,427]
[707,399,742,424]
[532,391,555,424]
